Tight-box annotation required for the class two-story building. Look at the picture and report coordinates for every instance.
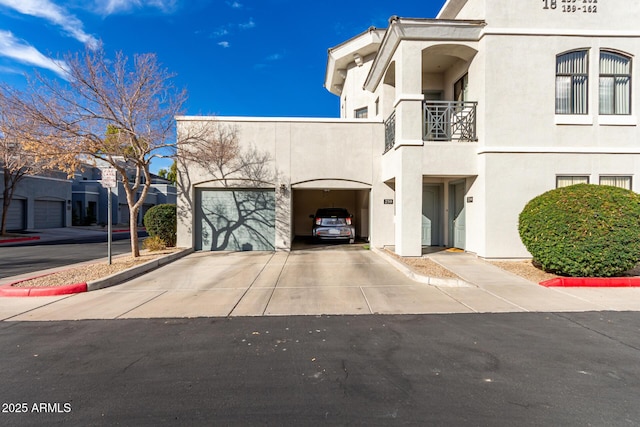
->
[177,0,640,259]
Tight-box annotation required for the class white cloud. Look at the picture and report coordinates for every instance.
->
[211,27,229,38]
[239,18,255,30]
[266,53,282,61]
[0,30,69,78]
[227,1,242,8]
[0,0,99,48]
[217,41,230,48]
[93,0,178,15]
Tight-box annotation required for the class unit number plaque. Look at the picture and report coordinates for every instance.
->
[542,0,598,13]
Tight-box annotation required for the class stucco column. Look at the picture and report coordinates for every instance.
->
[392,42,423,256]
[395,42,424,147]
[394,146,423,256]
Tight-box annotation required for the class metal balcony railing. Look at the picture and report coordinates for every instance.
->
[423,101,477,142]
[383,111,396,154]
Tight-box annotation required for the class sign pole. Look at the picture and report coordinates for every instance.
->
[107,187,112,265]
[101,168,117,266]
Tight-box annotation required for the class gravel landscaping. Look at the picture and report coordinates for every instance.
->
[384,249,461,279]
[10,248,182,288]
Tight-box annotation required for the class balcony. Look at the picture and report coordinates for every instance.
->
[424,101,477,142]
[383,101,477,154]
[383,111,396,154]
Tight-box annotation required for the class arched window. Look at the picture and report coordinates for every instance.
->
[599,51,632,115]
[556,50,589,114]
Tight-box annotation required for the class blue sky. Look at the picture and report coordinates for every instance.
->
[0,0,446,172]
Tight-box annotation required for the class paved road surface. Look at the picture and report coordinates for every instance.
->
[0,234,144,279]
[1,312,639,426]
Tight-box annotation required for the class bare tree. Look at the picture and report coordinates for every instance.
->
[0,94,44,236]
[2,48,186,257]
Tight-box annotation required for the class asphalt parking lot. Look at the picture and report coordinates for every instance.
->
[1,312,640,426]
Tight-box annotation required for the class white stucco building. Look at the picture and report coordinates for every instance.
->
[177,0,640,258]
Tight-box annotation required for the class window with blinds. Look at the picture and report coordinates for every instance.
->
[599,51,631,115]
[599,176,632,190]
[556,176,589,188]
[556,50,589,115]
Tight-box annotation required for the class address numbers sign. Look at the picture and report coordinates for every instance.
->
[542,0,598,13]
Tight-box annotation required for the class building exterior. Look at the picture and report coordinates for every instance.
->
[1,163,175,231]
[177,0,640,259]
[72,162,176,227]
[0,172,72,231]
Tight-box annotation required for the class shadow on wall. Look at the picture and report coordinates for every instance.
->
[198,189,275,251]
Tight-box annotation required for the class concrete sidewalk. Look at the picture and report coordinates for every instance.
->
[3,245,640,321]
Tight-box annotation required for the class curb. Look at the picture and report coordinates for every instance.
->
[541,277,640,287]
[0,281,87,297]
[371,247,474,287]
[0,236,40,244]
[87,248,193,291]
[0,248,194,297]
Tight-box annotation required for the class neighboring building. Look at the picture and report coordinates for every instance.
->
[1,161,176,231]
[177,0,640,258]
[72,161,176,227]
[0,172,72,231]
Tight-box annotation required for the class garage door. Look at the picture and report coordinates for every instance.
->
[34,200,64,228]
[0,199,25,231]
[197,189,275,251]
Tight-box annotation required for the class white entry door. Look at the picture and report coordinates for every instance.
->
[422,185,441,246]
[451,181,466,250]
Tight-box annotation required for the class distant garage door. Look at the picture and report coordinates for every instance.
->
[0,199,25,231]
[196,189,275,251]
[34,200,64,228]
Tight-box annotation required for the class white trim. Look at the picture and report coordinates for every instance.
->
[72,191,100,195]
[554,115,594,125]
[176,116,382,124]
[24,175,72,183]
[482,28,640,38]
[394,139,424,148]
[478,147,640,155]
[393,94,425,108]
[598,115,638,126]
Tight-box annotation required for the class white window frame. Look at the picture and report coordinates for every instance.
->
[556,175,589,188]
[354,107,368,119]
[599,50,632,116]
[556,50,589,115]
[599,175,632,190]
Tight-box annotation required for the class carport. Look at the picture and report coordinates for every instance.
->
[291,181,370,243]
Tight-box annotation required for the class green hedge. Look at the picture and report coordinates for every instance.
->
[143,204,177,247]
[518,184,640,277]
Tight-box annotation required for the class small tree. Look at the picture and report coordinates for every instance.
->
[519,184,640,277]
[158,160,177,184]
[2,48,186,257]
[0,94,44,235]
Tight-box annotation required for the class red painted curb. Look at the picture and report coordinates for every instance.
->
[0,277,87,297]
[540,277,640,287]
[0,236,40,244]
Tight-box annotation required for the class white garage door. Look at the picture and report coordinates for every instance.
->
[34,200,64,228]
[197,189,275,251]
[0,199,25,231]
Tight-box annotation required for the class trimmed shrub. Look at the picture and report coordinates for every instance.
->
[143,204,177,247]
[518,184,640,277]
[142,235,166,251]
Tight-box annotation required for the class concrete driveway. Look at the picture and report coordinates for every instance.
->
[4,244,495,321]
[7,242,639,322]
